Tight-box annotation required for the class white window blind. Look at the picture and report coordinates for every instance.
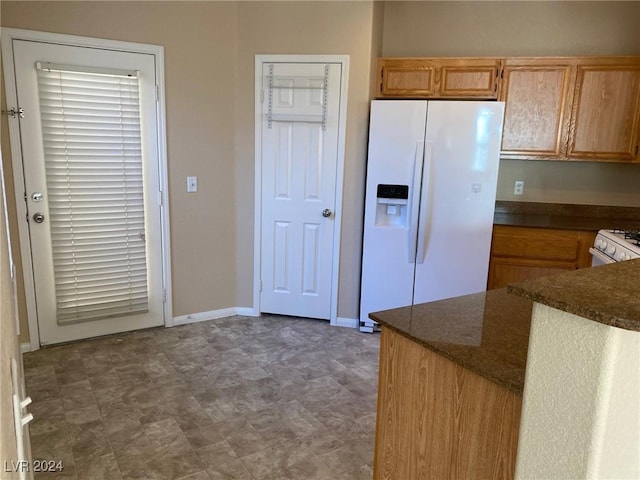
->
[37,63,149,325]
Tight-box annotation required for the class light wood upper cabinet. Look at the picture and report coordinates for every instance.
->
[376,58,502,99]
[439,60,502,97]
[376,56,640,162]
[568,60,640,162]
[377,58,436,97]
[500,59,575,159]
[500,57,640,162]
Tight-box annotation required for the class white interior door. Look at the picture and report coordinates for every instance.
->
[10,39,165,345]
[260,62,342,320]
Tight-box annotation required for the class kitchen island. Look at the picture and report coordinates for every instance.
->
[370,259,640,480]
[507,258,640,479]
[370,289,533,479]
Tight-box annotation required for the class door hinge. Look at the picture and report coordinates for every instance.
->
[155,85,160,102]
[3,107,24,119]
[162,288,167,303]
[158,190,164,207]
[259,280,263,292]
[636,145,639,156]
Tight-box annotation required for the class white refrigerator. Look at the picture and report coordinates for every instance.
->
[359,100,505,332]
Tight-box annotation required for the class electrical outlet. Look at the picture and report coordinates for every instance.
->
[514,180,524,196]
[186,176,198,193]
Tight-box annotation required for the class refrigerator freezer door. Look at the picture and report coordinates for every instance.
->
[413,101,504,304]
[360,101,427,323]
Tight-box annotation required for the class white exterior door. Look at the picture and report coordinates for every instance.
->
[9,39,166,345]
[259,62,343,320]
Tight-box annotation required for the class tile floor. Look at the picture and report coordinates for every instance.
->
[23,315,380,480]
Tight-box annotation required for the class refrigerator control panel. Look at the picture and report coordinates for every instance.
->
[375,184,408,227]
[377,184,408,199]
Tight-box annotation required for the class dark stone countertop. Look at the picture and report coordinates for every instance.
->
[508,258,640,332]
[369,203,640,397]
[369,288,533,395]
[494,201,640,231]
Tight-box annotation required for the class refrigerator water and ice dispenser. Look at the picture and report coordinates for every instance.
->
[374,184,409,227]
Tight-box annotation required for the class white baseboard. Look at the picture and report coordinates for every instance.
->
[173,307,237,326]
[20,342,32,353]
[235,307,260,317]
[174,308,356,328]
[332,317,359,329]
[173,307,259,326]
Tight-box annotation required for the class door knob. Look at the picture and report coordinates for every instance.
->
[32,213,45,223]
[322,209,332,218]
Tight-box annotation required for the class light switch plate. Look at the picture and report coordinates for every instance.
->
[187,176,198,193]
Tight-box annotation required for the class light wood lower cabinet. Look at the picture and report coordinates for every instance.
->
[487,225,596,290]
[374,327,522,480]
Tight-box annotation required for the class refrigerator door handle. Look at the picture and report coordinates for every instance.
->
[408,141,424,263]
[416,141,433,264]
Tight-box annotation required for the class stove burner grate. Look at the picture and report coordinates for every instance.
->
[623,230,640,246]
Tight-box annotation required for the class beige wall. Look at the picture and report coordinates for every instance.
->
[3,1,640,344]
[2,1,241,339]
[0,0,378,339]
[232,2,377,312]
[381,1,640,206]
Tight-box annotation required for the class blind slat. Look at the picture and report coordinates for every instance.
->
[38,67,149,326]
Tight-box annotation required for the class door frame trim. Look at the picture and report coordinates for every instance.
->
[253,54,349,325]
[1,28,173,350]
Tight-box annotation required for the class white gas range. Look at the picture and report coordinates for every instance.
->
[589,230,640,265]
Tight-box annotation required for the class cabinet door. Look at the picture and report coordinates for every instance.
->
[377,58,437,97]
[487,225,595,290]
[568,62,640,162]
[376,58,501,99]
[500,60,575,159]
[488,258,575,290]
[439,59,502,98]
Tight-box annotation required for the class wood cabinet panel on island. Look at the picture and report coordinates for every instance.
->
[376,58,502,99]
[488,225,595,290]
[375,327,521,480]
